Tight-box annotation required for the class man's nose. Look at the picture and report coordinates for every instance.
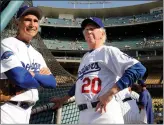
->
[30,21,35,27]
[86,30,92,34]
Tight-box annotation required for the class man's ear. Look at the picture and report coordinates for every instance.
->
[101,30,105,36]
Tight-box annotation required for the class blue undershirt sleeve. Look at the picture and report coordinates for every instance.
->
[4,67,40,89]
[116,62,146,90]
[139,92,148,107]
[67,84,76,97]
[34,74,56,88]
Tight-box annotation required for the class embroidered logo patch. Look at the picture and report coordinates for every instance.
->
[1,51,14,60]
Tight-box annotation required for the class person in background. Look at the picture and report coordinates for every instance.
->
[137,80,154,124]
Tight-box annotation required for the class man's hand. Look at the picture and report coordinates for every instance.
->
[96,92,113,113]
[95,84,120,113]
[39,67,51,75]
[50,95,71,109]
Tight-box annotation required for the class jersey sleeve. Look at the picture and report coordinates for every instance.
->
[67,84,76,97]
[1,39,22,73]
[105,46,139,77]
[139,91,148,107]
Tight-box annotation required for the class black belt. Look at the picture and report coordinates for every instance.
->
[8,101,35,109]
[78,101,99,111]
[122,97,133,103]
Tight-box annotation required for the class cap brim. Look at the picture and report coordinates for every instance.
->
[138,80,145,85]
[81,19,100,29]
[21,7,43,20]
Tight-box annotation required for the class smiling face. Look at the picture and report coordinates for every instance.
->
[17,14,39,43]
[83,24,105,49]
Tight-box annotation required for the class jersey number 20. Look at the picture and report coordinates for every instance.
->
[82,77,101,94]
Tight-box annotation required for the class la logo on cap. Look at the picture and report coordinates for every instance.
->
[90,17,93,20]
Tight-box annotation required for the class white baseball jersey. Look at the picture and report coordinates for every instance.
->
[131,90,140,101]
[115,88,140,123]
[75,45,139,105]
[1,37,47,103]
[115,88,147,124]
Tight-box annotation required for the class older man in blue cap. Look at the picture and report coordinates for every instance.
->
[51,17,146,124]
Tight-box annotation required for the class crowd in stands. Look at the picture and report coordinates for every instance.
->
[40,11,163,27]
[2,29,162,51]
[152,98,163,124]
[136,36,163,49]
[43,38,86,50]
[42,35,163,51]
[105,11,163,26]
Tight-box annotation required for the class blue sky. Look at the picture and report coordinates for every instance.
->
[33,1,153,9]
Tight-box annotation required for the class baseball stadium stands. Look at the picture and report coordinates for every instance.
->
[1,0,163,124]
[145,73,162,84]
[42,35,163,50]
[41,11,163,26]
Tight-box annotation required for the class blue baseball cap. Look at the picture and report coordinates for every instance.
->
[16,5,43,20]
[138,80,146,87]
[81,17,104,29]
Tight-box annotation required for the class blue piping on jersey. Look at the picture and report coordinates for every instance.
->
[26,44,30,48]
[5,67,40,89]
[34,74,56,88]
[116,62,146,90]
[77,69,101,80]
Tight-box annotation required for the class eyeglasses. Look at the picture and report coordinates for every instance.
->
[83,27,99,34]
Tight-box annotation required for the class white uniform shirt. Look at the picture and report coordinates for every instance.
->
[1,37,47,102]
[75,45,139,105]
[131,91,140,101]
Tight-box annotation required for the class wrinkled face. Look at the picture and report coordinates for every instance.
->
[83,24,104,49]
[17,14,39,40]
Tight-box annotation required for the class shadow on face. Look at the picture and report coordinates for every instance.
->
[16,14,39,42]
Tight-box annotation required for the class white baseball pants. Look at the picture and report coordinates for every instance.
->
[115,88,147,124]
[1,102,33,124]
[78,96,124,124]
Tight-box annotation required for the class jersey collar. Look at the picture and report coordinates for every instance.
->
[15,37,31,48]
[88,49,94,53]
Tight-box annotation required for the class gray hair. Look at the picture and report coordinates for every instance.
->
[100,28,107,43]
